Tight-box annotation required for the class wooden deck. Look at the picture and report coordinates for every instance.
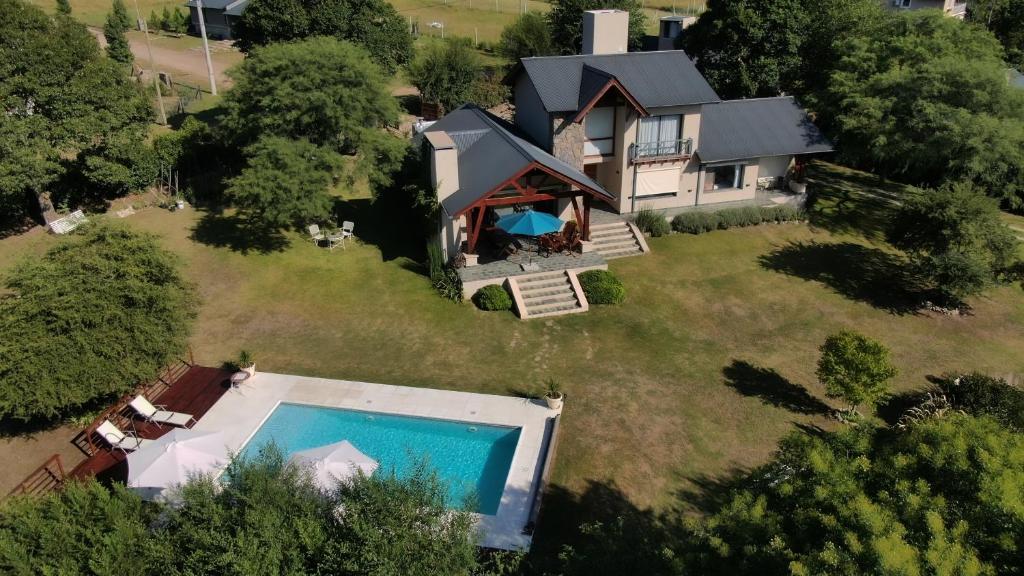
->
[68,366,234,485]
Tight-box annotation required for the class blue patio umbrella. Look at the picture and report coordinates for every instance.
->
[495,210,564,237]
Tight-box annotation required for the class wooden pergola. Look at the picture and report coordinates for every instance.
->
[455,162,612,255]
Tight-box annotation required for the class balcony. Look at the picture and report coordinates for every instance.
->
[629,138,693,164]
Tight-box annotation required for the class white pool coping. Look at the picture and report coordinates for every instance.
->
[193,372,559,550]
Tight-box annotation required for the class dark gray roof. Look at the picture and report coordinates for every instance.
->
[424,106,613,217]
[516,51,720,113]
[698,97,833,163]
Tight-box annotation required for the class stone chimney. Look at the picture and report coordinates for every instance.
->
[425,131,459,205]
[582,9,629,55]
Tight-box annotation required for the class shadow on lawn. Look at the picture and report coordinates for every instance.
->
[759,241,924,314]
[723,360,831,416]
[332,196,426,264]
[190,209,289,254]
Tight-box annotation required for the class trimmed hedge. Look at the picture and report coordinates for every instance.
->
[578,269,626,305]
[473,284,512,311]
[633,207,670,237]
[671,204,804,234]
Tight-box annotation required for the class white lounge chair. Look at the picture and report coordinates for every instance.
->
[341,221,355,242]
[308,224,326,247]
[128,395,196,428]
[96,420,154,454]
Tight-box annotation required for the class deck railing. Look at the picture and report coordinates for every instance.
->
[629,138,693,162]
[7,454,66,498]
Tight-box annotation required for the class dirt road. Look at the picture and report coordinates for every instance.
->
[90,27,240,89]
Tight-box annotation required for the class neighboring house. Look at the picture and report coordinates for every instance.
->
[185,0,248,40]
[425,10,832,264]
[884,0,968,19]
[649,14,697,51]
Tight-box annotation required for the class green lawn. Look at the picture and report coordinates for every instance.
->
[30,0,184,27]
[3,162,1024,561]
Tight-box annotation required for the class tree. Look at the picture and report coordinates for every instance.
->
[409,38,482,113]
[820,11,1024,208]
[547,0,647,55]
[148,9,162,31]
[0,481,159,574]
[55,0,70,15]
[221,37,404,193]
[888,182,1019,304]
[234,0,412,72]
[104,0,134,65]
[499,12,554,62]
[681,0,808,99]
[968,0,1024,70]
[816,330,896,414]
[226,137,343,230]
[0,0,152,226]
[0,225,197,422]
[683,415,1024,574]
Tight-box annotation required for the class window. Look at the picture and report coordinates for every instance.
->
[705,164,744,191]
[636,115,682,157]
[584,107,615,156]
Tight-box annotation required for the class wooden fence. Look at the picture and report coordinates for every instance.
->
[6,454,66,498]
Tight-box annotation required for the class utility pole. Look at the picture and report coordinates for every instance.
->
[195,0,218,96]
[131,0,166,125]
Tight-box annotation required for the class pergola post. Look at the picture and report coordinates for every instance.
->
[583,195,592,241]
[570,195,584,235]
[467,206,487,254]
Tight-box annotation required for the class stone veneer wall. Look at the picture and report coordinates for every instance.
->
[551,114,585,170]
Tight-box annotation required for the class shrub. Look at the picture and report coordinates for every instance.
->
[426,240,444,282]
[473,284,512,311]
[632,206,669,237]
[716,207,744,229]
[672,211,719,234]
[738,206,763,226]
[935,372,1024,431]
[578,270,626,305]
[434,267,463,302]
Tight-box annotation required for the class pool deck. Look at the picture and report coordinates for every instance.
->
[194,372,559,551]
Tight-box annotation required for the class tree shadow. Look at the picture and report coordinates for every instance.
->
[332,196,426,264]
[722,360,831,415]
[189,209,289,254]
[804,162,907,241]
[758,241,925,314]
[671,466,752,517]
[528,480,684,576]
[876,388,930,427]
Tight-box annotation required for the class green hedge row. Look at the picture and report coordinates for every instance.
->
[671,204,805,234]
[578,269,626,305]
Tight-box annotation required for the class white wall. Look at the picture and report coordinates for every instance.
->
[758,155,793,179]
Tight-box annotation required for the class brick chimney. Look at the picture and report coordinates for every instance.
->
[582,9,629,55]
[425,131,459,205]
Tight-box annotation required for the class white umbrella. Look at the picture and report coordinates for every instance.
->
[127,429,228,501]
[288,440,378,490]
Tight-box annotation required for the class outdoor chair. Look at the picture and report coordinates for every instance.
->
[562,221,582,256]
[128,395,196,429]
[539,233,565,257]
[308,224,326,247]
[96,420,154,454]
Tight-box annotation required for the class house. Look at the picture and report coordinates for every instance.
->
[650,14,697,51]
[884,0,968,19]
[185,0,248,40]
[423,10,832,317]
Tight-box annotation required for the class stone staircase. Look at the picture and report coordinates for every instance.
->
[588,220,647,259]
[508,270,589,319]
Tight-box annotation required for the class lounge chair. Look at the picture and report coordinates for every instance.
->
[308,224,326,247]
[128,395,196,428]
[96,420,154,454]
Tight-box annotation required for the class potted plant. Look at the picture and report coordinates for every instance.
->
[238,350,256,378]
[175,195,186,210]
[543,378,563,410]
[787,164,808,194]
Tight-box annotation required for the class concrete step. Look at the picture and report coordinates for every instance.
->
[601,247,644,259]
[592,234,636,245]
[520,285,573,300]
[594,241,640,253]
[519,279,571,293]
[523,293,578,308]
[509,270,590,319]
[527,302,584,318]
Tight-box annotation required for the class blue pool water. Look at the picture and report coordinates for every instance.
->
[242,403,521,515]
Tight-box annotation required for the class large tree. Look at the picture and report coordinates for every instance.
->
[225,137,343,229]
[968,0,1024,70]
[547,0,647,55]
[234,0,412,73]
[0,0,152,226]
[816,330,897,414]
[822,10,1024,209]
[222,37,404,194]
[0,225,198,422]
[499,12,554,62]
[888,182,1019,305]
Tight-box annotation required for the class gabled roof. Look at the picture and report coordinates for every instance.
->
[424,106,613,217]
[573,64,648,123]
[697,97,833,163]
[511,51,720,114]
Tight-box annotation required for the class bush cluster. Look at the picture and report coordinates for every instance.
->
[671,204,804,234]
[936,372,1024,431]
[473,284,513,311]
[633,207,670,237]
[578,270,626,305]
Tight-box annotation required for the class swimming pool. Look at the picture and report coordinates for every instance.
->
[241,403,522,515]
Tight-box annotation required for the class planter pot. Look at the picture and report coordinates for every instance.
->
[176,200,186,210]
[545,393,563,411]
[789,181,807,194]
[243,363,256,378]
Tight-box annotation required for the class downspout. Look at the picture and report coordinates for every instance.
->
[630,110,638,214]
[695,164,703,207]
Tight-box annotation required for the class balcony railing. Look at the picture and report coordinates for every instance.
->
[629,138,693,162]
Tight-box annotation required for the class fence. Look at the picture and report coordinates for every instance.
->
[6,455,66,498]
